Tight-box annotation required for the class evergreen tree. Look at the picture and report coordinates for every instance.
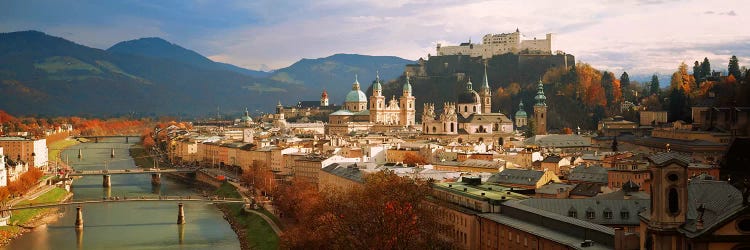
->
[693,61,702,83]
[650,74,660,96]
[729,55,742,78]
[701,57,711,78]
[620,72,630,101]
[668,88,689,122]
[523,119,536,138]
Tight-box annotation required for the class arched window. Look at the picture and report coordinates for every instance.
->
[432,126,436,133]
[450,123,455,132]
[473,106,477,112]
[464,106,467,112]
[668,188,679,215]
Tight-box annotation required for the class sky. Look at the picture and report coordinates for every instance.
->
[2,0,749,78]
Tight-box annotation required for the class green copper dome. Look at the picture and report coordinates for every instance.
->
[373,73,382,91]
[346,74,367,102]
[402,72,412,93]
[515,100,527,118]
[457,78,479,104]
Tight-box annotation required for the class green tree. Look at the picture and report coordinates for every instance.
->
[701,57,711,79]
[693,61,703,83]
[523,119,536,138]
[728,55,742,78]
[650,74,660,96]
[620,72,631,101]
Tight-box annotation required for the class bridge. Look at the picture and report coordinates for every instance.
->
[1,196,247,229]
[68,168,200,187]
[73,135,139,143]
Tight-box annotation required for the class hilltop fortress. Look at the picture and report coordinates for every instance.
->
[436,29,553,58]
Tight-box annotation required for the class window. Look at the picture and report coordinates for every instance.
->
[621,210,630,220]
[604,209,613,219]
[668,188,680,215]
[464,106,467,112]
[586,210,595,219]
[473,106,477,112]
[568,209,577,218]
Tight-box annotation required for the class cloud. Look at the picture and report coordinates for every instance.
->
[2,0,749,76]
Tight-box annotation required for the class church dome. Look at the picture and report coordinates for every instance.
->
[457,79,479,104]
[346,75,367,102]
[346,90,367,102]
[515,101,527,118]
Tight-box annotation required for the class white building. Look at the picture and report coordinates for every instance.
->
[436,29,553,59]
[0,147,6,187]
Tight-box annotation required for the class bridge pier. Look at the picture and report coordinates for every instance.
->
[111,148,115,158]
[177,203,185,224]
[151,174,161,185]
[75,206,84,229]
[78,149,83,159]
[103,175,111,187]
[126,136,129,143]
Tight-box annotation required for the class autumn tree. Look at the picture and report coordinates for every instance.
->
[402,152,428,167]
[280,170,451,249]
[273,179,320,222]
[670,62,696,93]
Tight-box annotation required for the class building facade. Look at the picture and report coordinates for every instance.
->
[436,29,553,59]
[0,137,48,168]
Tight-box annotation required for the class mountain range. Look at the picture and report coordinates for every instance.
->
[0,30,413,117]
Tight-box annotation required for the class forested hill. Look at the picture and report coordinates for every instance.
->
[376,53,592,130]
[0,30,302,117]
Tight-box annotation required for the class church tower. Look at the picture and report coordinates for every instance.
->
[533,80,547,135]
[345,74,368,112]
[515,100,528,128]
[320,89,329,106]
[479,64,492,114]
[370,72,385,123]
[399,73,416,126]
[642,152,689,250]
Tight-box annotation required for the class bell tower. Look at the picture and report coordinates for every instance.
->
[533,80,547,135]
[399,73,416,126]
[370,72,385,123]
[320,89,329,106]
[642,152,689,250]
[479,64,492,114]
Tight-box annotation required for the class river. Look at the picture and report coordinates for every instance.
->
[2,137,241,250]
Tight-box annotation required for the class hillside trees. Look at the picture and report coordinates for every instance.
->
[650,74,661,96]
[620,72,631,101]
[670,62,696,93]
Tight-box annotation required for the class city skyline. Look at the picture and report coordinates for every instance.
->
[2,0,748,76]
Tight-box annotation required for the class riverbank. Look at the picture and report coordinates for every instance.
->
[0,187,71,246]
[214,182,279,250]
[47,138,80,171]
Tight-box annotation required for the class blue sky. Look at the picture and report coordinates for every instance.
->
[2,0,748,76]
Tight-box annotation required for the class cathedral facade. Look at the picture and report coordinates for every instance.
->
[326,74,416,135]
[422,66,513,136]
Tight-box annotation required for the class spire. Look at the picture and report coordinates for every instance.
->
[373,71,382,92]
[481,64,490,91]
[466,77,473,91]
[352,74,360,90]
[519,100,524,109]
[321,89,328,98]
[534,79,546,106]
[402,72,412,94]
[244,107,249,116]
[277,100,282,107]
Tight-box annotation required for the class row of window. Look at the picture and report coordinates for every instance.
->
[569,209,629,220]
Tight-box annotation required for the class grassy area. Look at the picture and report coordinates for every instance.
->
[224,203,279,250]
[129,146,155,169]
[216,182,279,249]
[257,207,284,230]
[48,138,80,166]
[11,188,69,225]
[216,182,242,199]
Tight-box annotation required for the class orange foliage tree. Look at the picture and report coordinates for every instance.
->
[280,170,451,249]
[402,152,429,167]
